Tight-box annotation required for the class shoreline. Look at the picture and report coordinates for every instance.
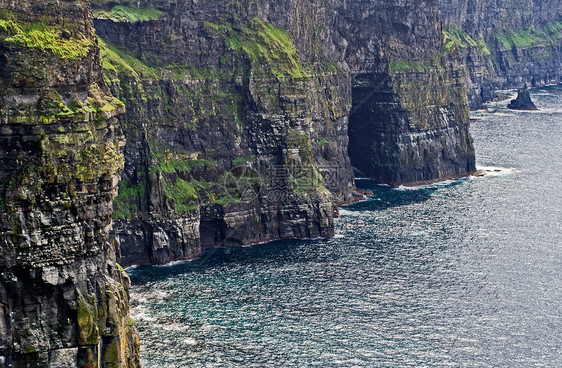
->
[121,189,372,269]
[122,167,515,270]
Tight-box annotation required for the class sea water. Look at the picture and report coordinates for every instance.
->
[128,85,562,367]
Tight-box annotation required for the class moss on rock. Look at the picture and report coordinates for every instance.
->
[94,5,165,23]
[0,10,93,59]
[206,18,308,78]
[77,295,100,346]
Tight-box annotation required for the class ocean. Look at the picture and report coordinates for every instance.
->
[127,85,562,367]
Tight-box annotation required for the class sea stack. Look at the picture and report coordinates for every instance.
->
[508,84,538,110]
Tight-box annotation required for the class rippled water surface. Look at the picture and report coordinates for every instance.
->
[128,86,562,367]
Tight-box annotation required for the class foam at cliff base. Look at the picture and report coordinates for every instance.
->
[522,107,562,114]
[339,208,361,217]
[472,165,519,177]
[394,178,465,191]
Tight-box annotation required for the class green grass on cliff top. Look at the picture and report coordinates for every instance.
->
[492,19,562,49]
[206,18,308,78]
[98,37,159,82]
[93,6,165,22]
[0,10,92,59]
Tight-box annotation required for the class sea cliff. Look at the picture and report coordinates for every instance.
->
[89,0,475,265]
[0,1,140,366]
[440,0,562,108]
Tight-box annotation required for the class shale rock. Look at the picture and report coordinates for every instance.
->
[0,1,140,366]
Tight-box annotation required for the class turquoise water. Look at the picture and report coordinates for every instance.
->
[128,85,562,367]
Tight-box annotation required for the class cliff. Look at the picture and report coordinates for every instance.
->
[0,1,140,367]
[91,1,357,265]
[88,0,475,265]
[340,0,475,185]
[440,0,562,108]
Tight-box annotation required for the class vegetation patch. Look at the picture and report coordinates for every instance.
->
[315,138,330,147]
[98,37,159,82]
[148,147,241,212]
[35,89,75,123]
[189,67,229,81]
[77,295,100,345]
[492,19,562,50]
[443,25,490,56]
[232,156,256,166]
[113,178,146,219]
[0,10,92,59]
[206,18,308,78]
[151,149,217,174]
[444,25,477,48]
[163,177,200,212]
[287,130,314,165]
[94,6,165,23]
[389,60,424,73]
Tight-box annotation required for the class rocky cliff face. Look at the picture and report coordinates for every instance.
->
[0,1,140,366]
[338,0,475,185]
[440,0,562,108]
[88,0,475,265]
[90,0,358,266]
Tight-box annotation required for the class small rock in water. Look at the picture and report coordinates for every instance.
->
[507,84,538,110]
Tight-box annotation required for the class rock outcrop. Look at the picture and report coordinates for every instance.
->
[440,0,562,108]
[91,2,358,265]
[508,84,538,110]
[340,0,476,186]
[87,0,475,265]
[0,1,140,366]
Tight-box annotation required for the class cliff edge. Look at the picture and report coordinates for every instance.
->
[0,1,140,366]
[89,0,475,265]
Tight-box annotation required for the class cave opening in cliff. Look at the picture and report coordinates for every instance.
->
[347,72,396,184]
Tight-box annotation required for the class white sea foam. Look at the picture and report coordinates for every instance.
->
[154,259,194,268]
[492,112,516,117]
[473,165,519,177]
[130,305,157,322]
[161,323,190,332]
[532,93,556,96]
[394,179,462,191]
[524,107,562,114]
[338,209,357,216]
[183,338,198,346]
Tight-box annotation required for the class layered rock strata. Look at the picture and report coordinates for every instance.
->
[89,0,476,264]
[0,1,140,366]
[340,0,476,186]
[91,1,358,265]
[440,0,562,108]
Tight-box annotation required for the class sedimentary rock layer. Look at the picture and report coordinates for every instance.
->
[339,0,475,185]
[91,1,358,265]
[0,1,140,366]
[440,0,562,108]
[89,0,476,264]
